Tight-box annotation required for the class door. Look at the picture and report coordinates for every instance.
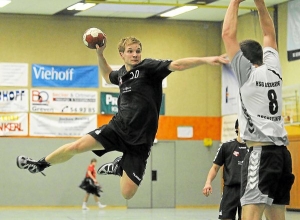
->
[151,142,175,208]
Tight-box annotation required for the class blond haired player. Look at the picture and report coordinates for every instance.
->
[17,36,228,200]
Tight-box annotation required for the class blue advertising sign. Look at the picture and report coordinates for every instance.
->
[32,64,99,88]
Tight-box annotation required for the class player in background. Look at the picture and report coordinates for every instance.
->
[17,36,229,200]
[79,158,106,210]
[203,120,248,220]
[222,0,294,219]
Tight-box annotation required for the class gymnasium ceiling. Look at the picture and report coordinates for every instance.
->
[0,0,289,22]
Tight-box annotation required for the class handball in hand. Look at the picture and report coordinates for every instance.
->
[83,28,106,49]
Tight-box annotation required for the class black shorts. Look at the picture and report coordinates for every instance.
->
[79,177,101,197]
[219,185,241,220]
[88,124,150,186]
[241,145,294,206]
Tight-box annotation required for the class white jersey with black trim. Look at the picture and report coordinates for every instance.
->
[231,47,288,146]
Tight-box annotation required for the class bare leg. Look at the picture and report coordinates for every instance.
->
[93,195,99,203]
[45,134,104,164]
[242,204,265,220]
[264,204,286,220]
[83,193,90,202]
[45,134,137,200]
[120,171,138,200]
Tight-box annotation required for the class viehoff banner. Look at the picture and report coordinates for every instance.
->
[31,64,99,88]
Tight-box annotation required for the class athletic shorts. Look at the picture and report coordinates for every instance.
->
[219,185,241,220]
[88,124,150,186]
[240,145,294,206]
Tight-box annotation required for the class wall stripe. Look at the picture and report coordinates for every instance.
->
[97,115,221,141]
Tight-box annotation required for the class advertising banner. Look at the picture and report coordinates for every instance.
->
[160,94,165,115]
[30,113,97,137]
[32,64,99,88]
[0,113,28,136]
[222,64,239,116]
[30,89,97,114]
[0,89,29,112]
[221,114,238,143]
[100,92,119,114]
[0,63,28,86]
[102,65,121,88]
[100,92,165,115]
[287,0,300,61]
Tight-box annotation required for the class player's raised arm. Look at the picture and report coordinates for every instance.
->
[96,43,113,84]
[222,0,244,61]
[83,28,113,84]
[254,0,277,50]
[168,54,228,72]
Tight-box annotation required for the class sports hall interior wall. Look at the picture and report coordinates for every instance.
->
[1,138,221,207]
[0,12,223,207]
[1,1,300,208]
[0,13,222,117]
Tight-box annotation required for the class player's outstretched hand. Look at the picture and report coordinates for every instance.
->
[207,54,229,66]
[202,183,213,197]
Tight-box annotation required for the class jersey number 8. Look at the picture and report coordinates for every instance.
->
[268,89,278,115]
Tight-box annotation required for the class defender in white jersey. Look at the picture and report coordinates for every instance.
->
[222,0,294,220]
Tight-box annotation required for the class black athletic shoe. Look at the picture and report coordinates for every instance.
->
[16,155,50,175]
[97,156,122,176]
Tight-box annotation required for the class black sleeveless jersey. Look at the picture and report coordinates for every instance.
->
[108,58,172,148]
[213,139,248,186]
